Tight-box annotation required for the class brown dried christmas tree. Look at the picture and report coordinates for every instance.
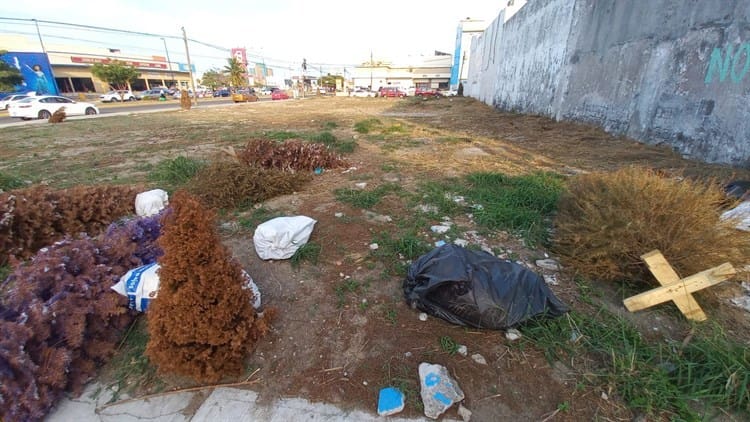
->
[145,191,272,383]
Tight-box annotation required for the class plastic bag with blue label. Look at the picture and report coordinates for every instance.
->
[112,262,160,312]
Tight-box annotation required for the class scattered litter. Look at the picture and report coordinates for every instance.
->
[242,270,262,309]
[570,330,582,343]
[419,362,465,419]
[134,188,168,217]
[355,182,368,189]
[457,345,468,356]
[458,404,472,422]
[416,204,439,213]
[404,244,569,329]
[363,210,392,223]
[721,201,750,231]
[314,167,324,175]
[419,312,428,321]
[378,387,405,416]
[471,354,487,365]
[342,166,358,173]
[369,243,379,250]
[334,212,344,218]
[253,216,317,260]
[431,225,451,234]
[434,240,446,247]
[601,391,609,400]
[505,329,522,341]
[730,281,750,312]
[453,238,468,247]
[543,274,559,286]
[535,259,560,271]
[111,262,160,312]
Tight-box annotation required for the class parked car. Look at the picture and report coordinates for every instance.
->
[172,89,195,99]
[350,88,376,98]
[232,88,259,103]
[271,90,290,100]
[140,89,168,100]
[260,87,279,95]
[0,93,34,110]
[8,95,99,120]
[213,88,231,97]
[414,87,443,97]
[99,90,136,102]
[378,87,407,98]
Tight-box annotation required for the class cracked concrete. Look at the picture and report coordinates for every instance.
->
[46,382,439,421]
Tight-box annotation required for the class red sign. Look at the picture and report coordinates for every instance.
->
[70,56,167,69]
[231,48,247,66]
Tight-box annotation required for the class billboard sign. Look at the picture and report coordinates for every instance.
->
[0,51,59,95]
[231,48,248,66]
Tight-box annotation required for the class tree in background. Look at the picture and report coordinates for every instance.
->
[224,57,246,89]
[0,50,24,91]
[90,60,141,100]
[198,67,229,90]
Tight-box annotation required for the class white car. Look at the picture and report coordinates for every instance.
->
[350,89,376,98]
[0,93,34,110]
[8,95,99,120]
[99,90,136,102]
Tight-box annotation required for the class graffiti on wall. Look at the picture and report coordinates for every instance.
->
[705,43,750,84]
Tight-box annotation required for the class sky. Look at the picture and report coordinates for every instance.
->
[0,0,503,77]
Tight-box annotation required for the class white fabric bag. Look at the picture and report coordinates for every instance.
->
[135,189,169,217]
[253,216,317,260]
[111,262,161,312]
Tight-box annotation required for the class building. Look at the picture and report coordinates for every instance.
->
[351,53,453,92]
[0,34,192,94]
[450,18,488,91]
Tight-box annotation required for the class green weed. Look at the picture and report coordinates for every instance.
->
[0,171,25,191]
[439,336,460,355]
[290,242,321,268]
[147,156,205,188]
[334,279,361,308]
[334,183,401,208]
[354,118,381,134]
[264,131,299,141]
[106,317,161,402]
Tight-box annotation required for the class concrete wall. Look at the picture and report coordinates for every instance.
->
[466,0,750,167]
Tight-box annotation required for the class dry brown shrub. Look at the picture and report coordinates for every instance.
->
[0,185,139,265]
[179,90,191,110]
[187,160,310,209]
[237,138,348,171]
[552,166,750,285]
[49,107,66,123]
[145,191,273,383]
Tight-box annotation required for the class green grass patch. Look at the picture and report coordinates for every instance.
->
[264,131,300,141]
[304,131,356,153]
[464,172,564,246]
[520,309,750,419]
[370,230,431,276]
[439,336,460,355]
[322,121,338,130]
[237,207,285,230]
[147,156,206,189]
[354,118,381,134]
[105,317,161,402]
[0,171,25,191]
[290,242,321,268]
[334,279,361,308]
[334,183,402,209]
[382,358,423,412]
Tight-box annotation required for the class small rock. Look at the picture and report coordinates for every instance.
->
[535,259,560,271]
[355,182,368,189]
[369,243,379,250]
[363,381,368,386]
[378,387,405,416]
[334,212,344,218]
[471,353,487,365]
[601,391,609,400]
[458,404,472,422]
[543,274,559,285]
[457,345,468,356]
[505,329,522,341]
[418,312,428,321]
[416,204,439,213]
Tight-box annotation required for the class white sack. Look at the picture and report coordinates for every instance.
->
[721,200,750,231]
[111,263,160,312]
[135,189,169,217]
[253,216,317,260]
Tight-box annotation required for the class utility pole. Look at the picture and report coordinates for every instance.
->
[369,50,373,90]
[181,26,198,105]
[32,19,47,55]
[161,37,175,87]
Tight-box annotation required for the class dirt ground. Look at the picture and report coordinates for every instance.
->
[81,96,750,421]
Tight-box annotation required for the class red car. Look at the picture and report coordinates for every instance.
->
[378,87,406,98]
[271,90,290,100]
[415,87,442,97]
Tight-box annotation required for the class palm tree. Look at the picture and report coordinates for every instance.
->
[224,57,246,89]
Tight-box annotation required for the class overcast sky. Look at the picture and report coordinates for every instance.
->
[0,0,503,74]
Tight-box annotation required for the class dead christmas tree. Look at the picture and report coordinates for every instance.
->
[145,191,273,383]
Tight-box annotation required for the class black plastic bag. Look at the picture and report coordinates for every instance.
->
[403,244,568,329]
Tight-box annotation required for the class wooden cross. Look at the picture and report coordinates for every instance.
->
[623,250,736,321]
